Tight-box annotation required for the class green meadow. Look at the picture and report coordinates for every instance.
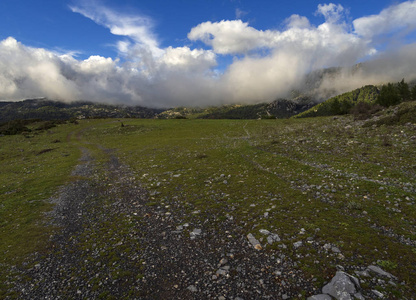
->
[1,116,415,297]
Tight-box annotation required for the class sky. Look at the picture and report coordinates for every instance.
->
[1,0,416,107]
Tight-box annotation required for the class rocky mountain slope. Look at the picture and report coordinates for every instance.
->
[0,98,164,122]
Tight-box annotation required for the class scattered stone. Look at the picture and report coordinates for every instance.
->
[216,269,228,276]
[267,233,281,244]
[307,295,332,300]
[187,285,198,292]
[372,289,384,298]
[331,246,341,253]
[247,233,262,250]
[259,229,270,235]
[367,265,398,279]
[190,228,202,239]
[293,241,303,249]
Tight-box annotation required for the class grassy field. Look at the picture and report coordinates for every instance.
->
[1,115,416,297]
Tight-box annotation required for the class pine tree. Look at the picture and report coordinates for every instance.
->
[411,85,416,100]
[397,79,410,101]
[376,83,401,107]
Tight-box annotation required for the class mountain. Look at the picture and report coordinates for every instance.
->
[0,99,164,122]
[159,97,316,120]
[293,85,379,118]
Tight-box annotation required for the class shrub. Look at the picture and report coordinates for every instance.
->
[350,102,383,120]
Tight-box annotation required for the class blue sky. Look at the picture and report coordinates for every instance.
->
[1,0,416,107]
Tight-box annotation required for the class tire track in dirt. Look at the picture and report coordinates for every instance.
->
[7,126,320,299]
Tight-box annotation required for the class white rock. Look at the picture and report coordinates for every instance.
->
[293,241,303,248]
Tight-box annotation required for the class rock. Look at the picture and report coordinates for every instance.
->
[282,294,289,300]
[258,229,280,244]
[187,285,198,292]
[267,233,281,244]
[307,295,332,300]
[259,229,270,235]
[247,233,262,250]
[354,270,370,277]
[322,271,360,300]
[190,228,202,239]
[331,246,341,253]
[293,241,303,248]
[367,265,398,279]
[372,289,384,298]
[216,269,228,276]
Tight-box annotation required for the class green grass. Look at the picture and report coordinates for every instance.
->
[0,122,87,295]
[1,116,416,297]
[82,117,415,296]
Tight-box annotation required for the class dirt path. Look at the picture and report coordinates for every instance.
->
[8,128,320,299]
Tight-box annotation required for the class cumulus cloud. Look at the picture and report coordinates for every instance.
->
[0,37,80,100]
[1,1,416,107]
[353,0,416,39]
[316,3,346,24]
[188,20,279,55]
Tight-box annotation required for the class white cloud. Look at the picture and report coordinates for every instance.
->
[188,20,279,54]
[188,14,369,69]
[69,0,163,57]
[316,3,345,23]
[353,0,416,39]
[160,46,217,71]
[0,37,79,100]
[285,14,311,29]
[2,2,416,107]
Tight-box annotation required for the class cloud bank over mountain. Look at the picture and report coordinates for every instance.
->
[1,1,416,107]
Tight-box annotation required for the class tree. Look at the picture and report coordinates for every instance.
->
[376,83,401,107]
[411,85,416,100]
[397,79,411,101]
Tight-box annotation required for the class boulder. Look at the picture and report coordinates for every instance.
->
[322,271,362,300]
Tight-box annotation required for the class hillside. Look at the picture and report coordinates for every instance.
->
[0,98,163,122]
[294,85,379,118]
[157,97,316,120]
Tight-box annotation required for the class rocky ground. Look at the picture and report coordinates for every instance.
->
[5,142,321,299]
[3,117,414,299]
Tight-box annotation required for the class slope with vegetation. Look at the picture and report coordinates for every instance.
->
[158,98,316,120]
[295,79,416,119]
[294,85,380,118]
